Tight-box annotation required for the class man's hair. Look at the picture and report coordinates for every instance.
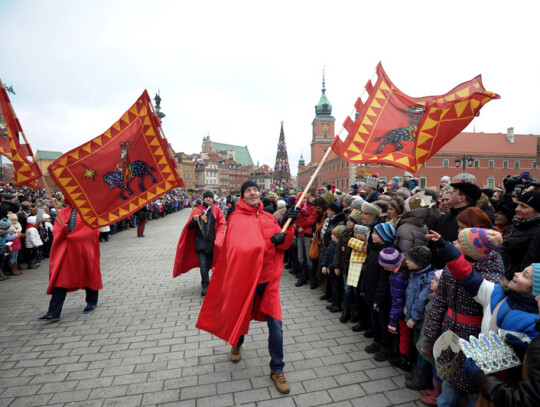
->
[307,186,317,197]
[456,190,475,206]
[313,197,328,210]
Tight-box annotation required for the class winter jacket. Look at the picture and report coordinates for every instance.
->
[25,217,43,249]
[471,323,540,407]
[359,241,392,307]
[395,208,429,253]
[321,241,336,270]
[439,241,539,341]
[294,200,319,237]
[322,213,347,248]
[496,215,540,280]
[405,265,436,326]
[388,269,408,327]
[423,250,505,393]
[403,178,419,191]
[333,229,353,274]
[273,207,287,224]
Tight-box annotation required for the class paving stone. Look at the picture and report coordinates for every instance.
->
[232,388,271,404]
[140,389,179,405]
[292,389,333,406]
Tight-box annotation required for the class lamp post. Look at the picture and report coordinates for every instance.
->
[455,155,474,173]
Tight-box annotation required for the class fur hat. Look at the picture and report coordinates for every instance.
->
[202,190,214,199]
[241,181,259,198]
[332,225,347,238]
[405,245,432,269]
[349,209,363,224]
[373,200,389,217]
[379,247,405,269]
[350,196,365,210]
[518,190,540,213]
[373,222,397,243]
[365,176,379,189]
[458,228,503,261]
[361,201,382,217]
[0,218,10,230]
[533,264,540,298]
[353,224,369,241]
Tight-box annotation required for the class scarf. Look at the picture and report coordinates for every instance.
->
[512,214,540,228]
[505,289,538,314]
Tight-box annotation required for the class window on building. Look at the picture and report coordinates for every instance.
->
[534,160,537,169]
[514,160,520,169]
[488,160,494,169]
[420,177,427,188]
[443,159,449,168]
[474,160,480,168]
[487,177,495,189]
[503,160,508,169]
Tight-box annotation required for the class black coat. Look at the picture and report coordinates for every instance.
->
[322,213,347,248]
[496,215,540,280]
[359,241,392,307]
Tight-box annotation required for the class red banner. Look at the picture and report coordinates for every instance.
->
[48,90,182,229]
[0,85,43,186]
[332,63,500,173]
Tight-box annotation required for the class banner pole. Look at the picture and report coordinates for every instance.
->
[0,78,65,225]
[281,68,377,233]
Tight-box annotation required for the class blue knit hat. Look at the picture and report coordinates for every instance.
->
[373,222,397,243]
[533,263,540,298]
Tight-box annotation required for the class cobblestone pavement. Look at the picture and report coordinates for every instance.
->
[0,209,427,407]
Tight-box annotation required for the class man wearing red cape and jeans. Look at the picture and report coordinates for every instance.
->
[38,202,102,322]
[173,190,226,296]
[196,181,298,394]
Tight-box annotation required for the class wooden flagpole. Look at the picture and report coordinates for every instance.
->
[281,68,378,233]
[147,93,202,230]
[0,78,65,225]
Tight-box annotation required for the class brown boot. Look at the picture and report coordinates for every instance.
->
[27,260,40,269]
[10,263,22,275]
[270,371,290,394]
[230,346,241,363]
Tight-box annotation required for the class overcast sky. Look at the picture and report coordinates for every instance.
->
[2,0,538,175]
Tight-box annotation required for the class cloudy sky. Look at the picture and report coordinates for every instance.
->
[1,0,538,175]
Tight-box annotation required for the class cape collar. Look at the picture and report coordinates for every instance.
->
[236,198,263,214]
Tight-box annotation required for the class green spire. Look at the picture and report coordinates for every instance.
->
[315,68,333,117]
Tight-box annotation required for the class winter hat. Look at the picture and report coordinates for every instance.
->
[450,182,482,202]
[441,176,451,183]
[7,213,17,221]
[494,201,517,221]
[327,201,341,213]
[332,225,347,238]
[520,171,531,181]
[404,171,413,178]
[373,200,389,217]
[350,196,365,210]
[458,228,503,260]
[391,176,400,182]
[277,200,286,209]
[0,218,10,230]
[533,264,540,297]
[349,209,363,224]
[241,181,259,198]
[353,224,370,241]
[435,269,443,280]
[202,190,214,199]
[518,190,540,213]
[405,245,432,269]
[361,201,382,217]
[42,213,51,220]
[373,222,397,243]
[379,247,405,269]
[365,176,379,189]
[350,184,358,190]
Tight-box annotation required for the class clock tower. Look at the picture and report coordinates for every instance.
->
[311,69,335,165]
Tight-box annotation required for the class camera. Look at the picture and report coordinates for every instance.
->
[503,175,522,192]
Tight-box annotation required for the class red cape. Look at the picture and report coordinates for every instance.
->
[47,207,102,295]
[196,199,293,346]
[172,204,226,278]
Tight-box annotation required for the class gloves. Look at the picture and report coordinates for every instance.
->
[505,333,528,361]
[270,232,286,247]
[285,208,300,221]
[373,303,380,313]
[464,357,481,381]
[388,324,397,334]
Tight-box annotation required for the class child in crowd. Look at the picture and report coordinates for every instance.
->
[41,214,53,258]
[7,213,22,275]
[322,225,347,313]
[24,215,43,269]
[403,245,436,391]
[343,224,370,323]
[361,222,396,362]
[334,209,362,322]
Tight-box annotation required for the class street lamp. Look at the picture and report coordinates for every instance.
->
[455,155,474,173]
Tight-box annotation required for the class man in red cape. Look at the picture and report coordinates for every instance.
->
[196,181,298,394]
[172,191,226,296]
[38,201,102,322]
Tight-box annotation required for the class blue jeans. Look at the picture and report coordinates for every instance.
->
[236,283,285,372]
[48,287,99,317]
[197,251,213,288]
[437,381,479,407]
[342,275,355,312]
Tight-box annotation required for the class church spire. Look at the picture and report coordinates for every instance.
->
[315,68,333,117]
[273,121,291,186]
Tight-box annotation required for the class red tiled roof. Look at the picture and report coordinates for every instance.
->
[438,132,537,156]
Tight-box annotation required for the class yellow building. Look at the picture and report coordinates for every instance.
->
[175,152,196,190]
